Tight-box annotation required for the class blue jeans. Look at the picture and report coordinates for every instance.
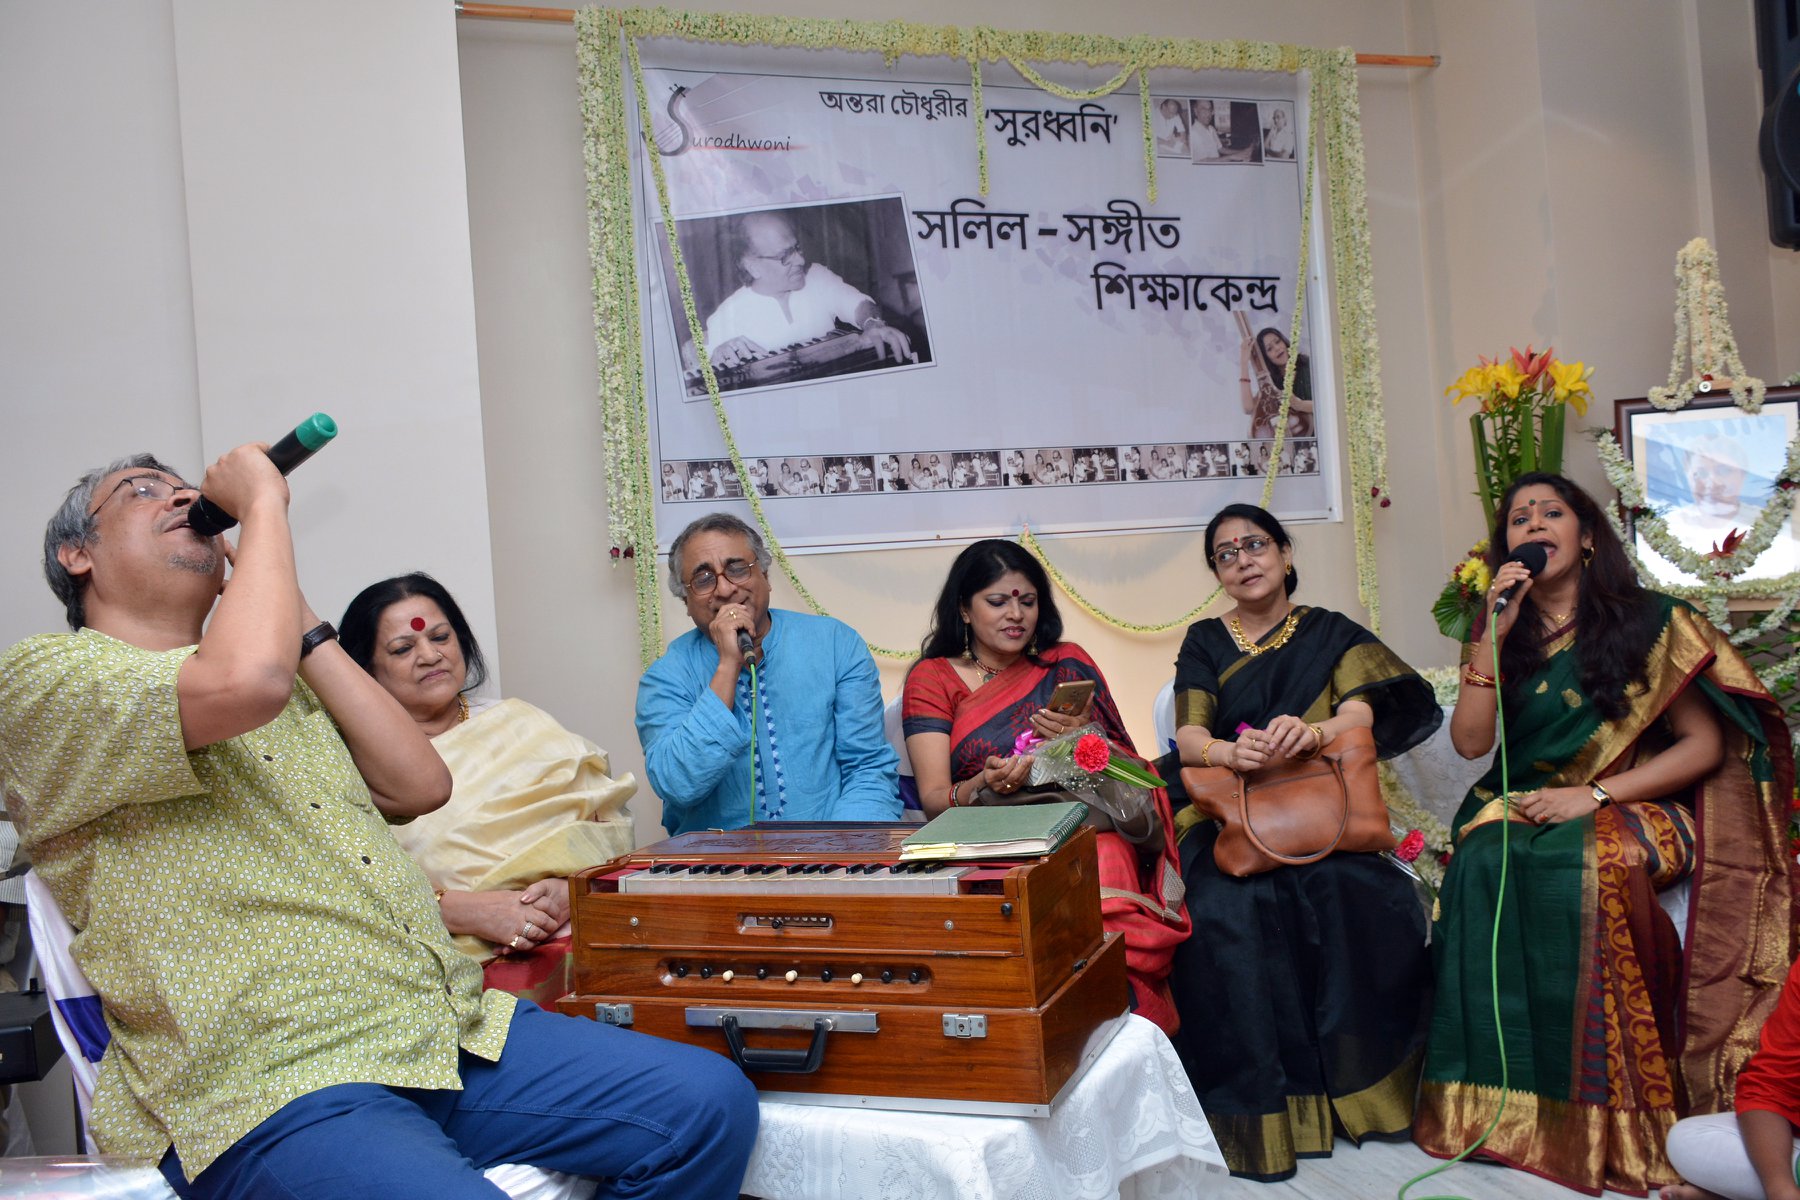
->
[159,1000,759,1200]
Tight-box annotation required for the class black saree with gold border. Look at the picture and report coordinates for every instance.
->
[1168,605,1441,1181]
[1415,594,1797,1197]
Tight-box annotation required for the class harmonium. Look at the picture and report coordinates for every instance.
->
[559,823,1128,1115]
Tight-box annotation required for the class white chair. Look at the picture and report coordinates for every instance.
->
[1151,678,1177,757]
[24,871,594,1198]
[883,694,928,823]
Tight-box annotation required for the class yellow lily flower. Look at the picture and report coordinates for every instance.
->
[1445,365,1489,406]
[1490,361,1527,401]
[1546,360,1592,415]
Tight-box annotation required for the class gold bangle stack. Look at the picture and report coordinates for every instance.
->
[1462,663,1499,689]
[1295,723,1327,759]
[1199,738,1224,768]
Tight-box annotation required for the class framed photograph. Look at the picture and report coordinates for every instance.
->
[1612,386,1800,586]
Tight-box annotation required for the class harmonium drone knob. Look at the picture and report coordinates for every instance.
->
[785,969,799,983]
[721,970,734,983]
[850,972,864,986]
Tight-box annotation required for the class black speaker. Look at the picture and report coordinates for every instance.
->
[1756,0,1800,248]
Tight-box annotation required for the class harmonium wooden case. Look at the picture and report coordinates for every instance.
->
[559,823,1128,1115]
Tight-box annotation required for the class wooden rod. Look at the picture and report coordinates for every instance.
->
[452,3,1440,66]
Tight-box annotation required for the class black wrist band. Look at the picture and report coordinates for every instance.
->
[300,621,337,658]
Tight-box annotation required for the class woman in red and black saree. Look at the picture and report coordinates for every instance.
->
[900,539,1190,1034]
[1416,473,1797,1196]
[1169,503,1441,1181]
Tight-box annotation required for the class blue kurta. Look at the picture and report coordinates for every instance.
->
[635,609,900,835]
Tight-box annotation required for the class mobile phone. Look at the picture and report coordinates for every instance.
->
[1046,679,1097,716]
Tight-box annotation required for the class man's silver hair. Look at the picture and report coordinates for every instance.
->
[44,453,185,630]
[666,512,773,599]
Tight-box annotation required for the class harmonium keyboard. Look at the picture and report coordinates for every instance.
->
[558,823,1128,1116]
[684,329,883,394]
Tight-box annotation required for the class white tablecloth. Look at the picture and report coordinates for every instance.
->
[741,1014,1226,1200]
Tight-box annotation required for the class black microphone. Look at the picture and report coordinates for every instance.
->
[737,628,760,666]
[185,414,339,537]
[1491,542,1549,615]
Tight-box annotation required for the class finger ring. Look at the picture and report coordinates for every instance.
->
[509,935,523,949]
[524,923,537,938]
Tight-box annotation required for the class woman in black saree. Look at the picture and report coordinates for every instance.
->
[1169,503,1441,1181]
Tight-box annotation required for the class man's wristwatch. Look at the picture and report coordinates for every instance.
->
[1590,781,1614,808]
[300,621,338,658]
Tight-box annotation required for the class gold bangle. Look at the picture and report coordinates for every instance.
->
[1462,664,1499,688]
[1296,724,1326,758]
[1199,738,1224,768]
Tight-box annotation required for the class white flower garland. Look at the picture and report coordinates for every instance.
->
[1647,238,1766,412]
[1590,237,1800,695]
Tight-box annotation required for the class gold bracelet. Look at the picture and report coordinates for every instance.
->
[1462,663,1499,688]
[1199,738,1224,768]
[1295,724,1326,759]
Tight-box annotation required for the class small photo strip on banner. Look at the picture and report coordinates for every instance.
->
[658,436,1317,501]
[1152,97,1293,166]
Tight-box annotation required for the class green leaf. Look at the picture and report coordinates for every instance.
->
[1433,581,1476,642]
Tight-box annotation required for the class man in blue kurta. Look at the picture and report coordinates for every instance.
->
[636,513,900,835]
[0,448,757,1200]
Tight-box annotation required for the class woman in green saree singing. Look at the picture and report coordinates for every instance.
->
[1415,473,1797,1196]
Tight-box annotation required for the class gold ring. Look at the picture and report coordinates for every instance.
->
[509,935,523,949]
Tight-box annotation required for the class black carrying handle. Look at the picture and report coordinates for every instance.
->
[718,1015,832,1074]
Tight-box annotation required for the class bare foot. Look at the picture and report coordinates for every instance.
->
[1659,1183,1725,1200]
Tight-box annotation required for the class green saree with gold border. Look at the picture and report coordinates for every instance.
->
[1415,595,1795,1196]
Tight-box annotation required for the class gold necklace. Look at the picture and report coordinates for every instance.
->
[964,652,1006,682]
[1228,608,1301,656]
[456,693,470,724]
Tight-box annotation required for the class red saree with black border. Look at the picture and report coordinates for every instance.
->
[902,642,1190,1032]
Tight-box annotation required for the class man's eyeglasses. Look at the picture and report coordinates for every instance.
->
[687,559,758,596]
[1212,535,1276,568]
[748,244,804,266]
[90,476,192,517]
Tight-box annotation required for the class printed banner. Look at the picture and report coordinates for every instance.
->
[632,46,1337,550]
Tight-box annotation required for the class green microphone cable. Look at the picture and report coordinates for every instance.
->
[1398,630,1516,1200]
[747,655,761,829]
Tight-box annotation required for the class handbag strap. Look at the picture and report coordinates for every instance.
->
[1236,753,1351,866]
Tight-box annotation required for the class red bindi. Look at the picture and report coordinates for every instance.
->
[410,617,426,632]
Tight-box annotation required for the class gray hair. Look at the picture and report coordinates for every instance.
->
[666,512,772,599]
[44,453,185,630]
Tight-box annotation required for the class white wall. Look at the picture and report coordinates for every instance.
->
[1,0,499,666]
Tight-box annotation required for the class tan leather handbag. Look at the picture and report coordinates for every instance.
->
[1179,724,1394,876]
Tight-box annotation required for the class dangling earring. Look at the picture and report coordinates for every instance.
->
[962,619,973,658]
[1581,546,1594,568]
[1285,562,1294,576]
[1026,637,1038,657]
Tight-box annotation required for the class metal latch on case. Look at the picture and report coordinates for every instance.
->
[942,1013,988,1038]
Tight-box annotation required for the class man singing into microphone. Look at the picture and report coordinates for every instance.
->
[0,449,757,1199]
[636,513,900,835]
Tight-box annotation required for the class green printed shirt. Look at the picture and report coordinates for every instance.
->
[0,630,513,1178]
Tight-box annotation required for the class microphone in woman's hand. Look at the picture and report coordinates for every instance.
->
[186,414,339,537]
[1492,542,1549,614]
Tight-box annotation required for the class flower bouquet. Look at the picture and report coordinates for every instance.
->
[1012,725,1164,845]
[1446,345,1593,524]
[1432,538,1491,643]
[1383,827,1447,927]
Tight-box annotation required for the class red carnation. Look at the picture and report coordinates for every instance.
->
[1396,829,1426,863]
[1074,733,1110,773]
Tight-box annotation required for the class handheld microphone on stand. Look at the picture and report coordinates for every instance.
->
[185,414,339,537]
[1491,542,1549,615]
